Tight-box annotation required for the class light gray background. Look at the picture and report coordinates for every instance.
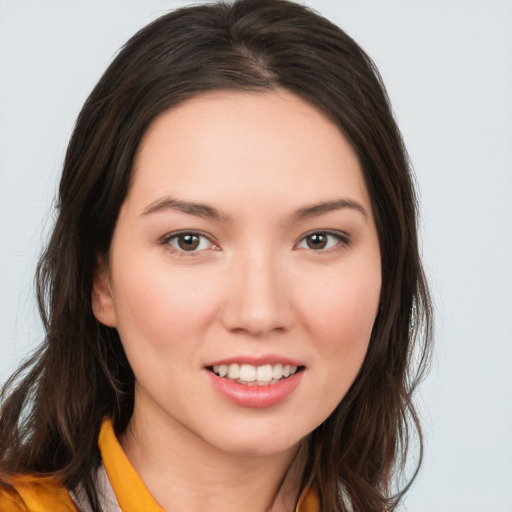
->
[1,1,511,510]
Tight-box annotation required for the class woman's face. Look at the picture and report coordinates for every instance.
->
[93,90,381,456]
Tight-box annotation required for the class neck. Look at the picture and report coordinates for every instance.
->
[119,400,307,512]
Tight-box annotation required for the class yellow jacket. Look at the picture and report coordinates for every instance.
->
[0,419,319,512]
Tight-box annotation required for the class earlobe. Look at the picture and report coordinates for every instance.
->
[91,256,118,328]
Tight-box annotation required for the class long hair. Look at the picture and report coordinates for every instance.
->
[0,1,432,510]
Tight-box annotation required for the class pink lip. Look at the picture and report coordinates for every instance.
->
[204,368,304,408]
[206,354,304,367]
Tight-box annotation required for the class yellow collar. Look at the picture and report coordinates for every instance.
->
[99,418,319,512]
[0,474,78,512]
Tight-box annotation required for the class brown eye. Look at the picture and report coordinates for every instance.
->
[306,233,327,249]
[167,232,213,252]
[297,231,348,251]
[177,234,200,250]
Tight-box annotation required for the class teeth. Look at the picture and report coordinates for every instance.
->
[228,363,240,379]
[239,364,256,381]
[272,364,283,380]
[256,365,273,382]
[211,363,300,384]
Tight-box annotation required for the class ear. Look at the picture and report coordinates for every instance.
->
[91,255,118,328]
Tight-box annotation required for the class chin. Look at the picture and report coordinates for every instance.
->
[204,424,306,458]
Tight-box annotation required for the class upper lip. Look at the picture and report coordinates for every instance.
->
[205,354,305,368]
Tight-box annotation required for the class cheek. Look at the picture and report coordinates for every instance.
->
[110,258,222,351]
[303,267,380,347]
[298,260,381,394]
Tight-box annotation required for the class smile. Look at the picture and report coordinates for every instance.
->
[210,363,301,386]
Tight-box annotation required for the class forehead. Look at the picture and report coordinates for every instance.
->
[129,89,370,214]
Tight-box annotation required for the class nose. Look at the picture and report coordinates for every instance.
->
[220,247,292,337]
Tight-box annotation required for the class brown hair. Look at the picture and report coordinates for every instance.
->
[0,1,432,510]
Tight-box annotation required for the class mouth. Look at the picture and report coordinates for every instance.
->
[207,363,305,386]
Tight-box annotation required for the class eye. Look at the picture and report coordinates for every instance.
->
[296,231,349,251]
[165,232,217,253]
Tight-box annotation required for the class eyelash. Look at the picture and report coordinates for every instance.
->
[161,231,218,255]
[161,229,351,255]
[295,230,351,252]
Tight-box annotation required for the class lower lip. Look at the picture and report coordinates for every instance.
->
[205,369,304,408]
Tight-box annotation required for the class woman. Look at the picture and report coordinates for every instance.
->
[0,0,432,511]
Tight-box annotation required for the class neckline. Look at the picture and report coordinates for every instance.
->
[98,418,318,512]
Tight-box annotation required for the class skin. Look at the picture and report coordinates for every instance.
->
[92,90,381,512]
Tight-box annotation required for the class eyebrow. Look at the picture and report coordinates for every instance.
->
[141,196,367,222]
[141,197,229,221]
[291,199,368,221]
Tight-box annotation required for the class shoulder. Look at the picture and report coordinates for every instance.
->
[0,473,78,512]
